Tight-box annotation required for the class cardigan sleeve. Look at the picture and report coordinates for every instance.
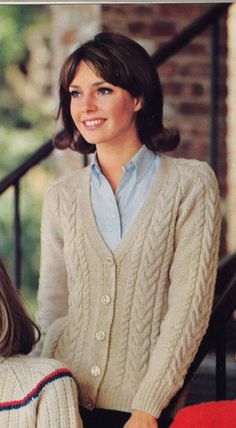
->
[37,370,83,427]
[131,162,221,418]
[33,184,68,357]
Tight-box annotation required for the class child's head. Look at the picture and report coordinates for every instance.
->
[0,258,40,357]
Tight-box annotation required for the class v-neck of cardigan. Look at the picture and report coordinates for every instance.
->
[77,155,178,263]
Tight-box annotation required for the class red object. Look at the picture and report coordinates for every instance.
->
[170,401,236,428]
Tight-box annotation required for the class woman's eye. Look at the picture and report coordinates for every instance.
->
[98,87,112,95]
[70,90,81,98]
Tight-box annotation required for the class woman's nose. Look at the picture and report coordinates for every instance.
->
[81,94,97,112]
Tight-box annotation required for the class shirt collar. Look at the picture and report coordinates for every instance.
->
[91,153,101,182]
[91,145,156,183]
[123,145,156,182]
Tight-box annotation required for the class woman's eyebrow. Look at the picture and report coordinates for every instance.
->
[69,80,106,89]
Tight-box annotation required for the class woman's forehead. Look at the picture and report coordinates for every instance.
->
[69,61,105,87]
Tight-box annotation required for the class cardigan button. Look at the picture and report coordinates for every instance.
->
[95,331,106,341]
[101,294,111,305]
[105,256,114,267]
[91,365,101,377]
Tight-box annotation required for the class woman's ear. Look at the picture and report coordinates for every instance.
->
[134,96,143,112]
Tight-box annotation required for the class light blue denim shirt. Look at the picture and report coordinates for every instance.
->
[90,145,160,251]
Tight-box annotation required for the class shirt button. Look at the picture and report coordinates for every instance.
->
[105,256,114,267]
[101,294,111,305]
[95,330,106,341]
[91,365,101,377]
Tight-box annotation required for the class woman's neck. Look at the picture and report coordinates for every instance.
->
[96,141,142,192]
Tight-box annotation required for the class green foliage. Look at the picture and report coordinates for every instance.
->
[0,162,54,317]
[0,5,52,144]
[0,5,47,69]
[0,5,55,315]
[0,191,13,274]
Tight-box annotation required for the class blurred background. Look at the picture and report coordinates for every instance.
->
[0,2,235,314]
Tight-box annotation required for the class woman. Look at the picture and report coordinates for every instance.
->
[34,32,221,428]
[0,258,83,427]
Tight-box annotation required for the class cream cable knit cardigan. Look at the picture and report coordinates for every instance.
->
[0,355,83,427]
[35,154,221,418]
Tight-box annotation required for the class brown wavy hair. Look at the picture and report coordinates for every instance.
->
[0,258,40,356]
[55,31,180,154]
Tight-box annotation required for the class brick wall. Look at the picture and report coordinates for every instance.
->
[101,4,226,165]
[101,3,228,254]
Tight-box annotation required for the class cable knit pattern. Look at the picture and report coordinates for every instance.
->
[35,154,221,418]
[0,355,83,427]
[114,230,144,388]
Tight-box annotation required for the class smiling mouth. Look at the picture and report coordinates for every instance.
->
[83,119,106,128]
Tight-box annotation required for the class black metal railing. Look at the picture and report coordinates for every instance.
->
[0,140,54,288]
[0,2,233,401]
[151,3,229,173]
[163,253,236,418]
[186,252,236,401]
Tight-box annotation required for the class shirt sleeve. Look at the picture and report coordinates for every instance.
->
[33,184,68,357]
[37,372,83,427]
[131,162,221,418]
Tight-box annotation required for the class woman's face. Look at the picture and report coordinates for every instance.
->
[69,61,142,149]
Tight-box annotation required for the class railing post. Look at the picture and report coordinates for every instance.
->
[13,181,21,289]
[209,20,219,173]
[215,323,226,400]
